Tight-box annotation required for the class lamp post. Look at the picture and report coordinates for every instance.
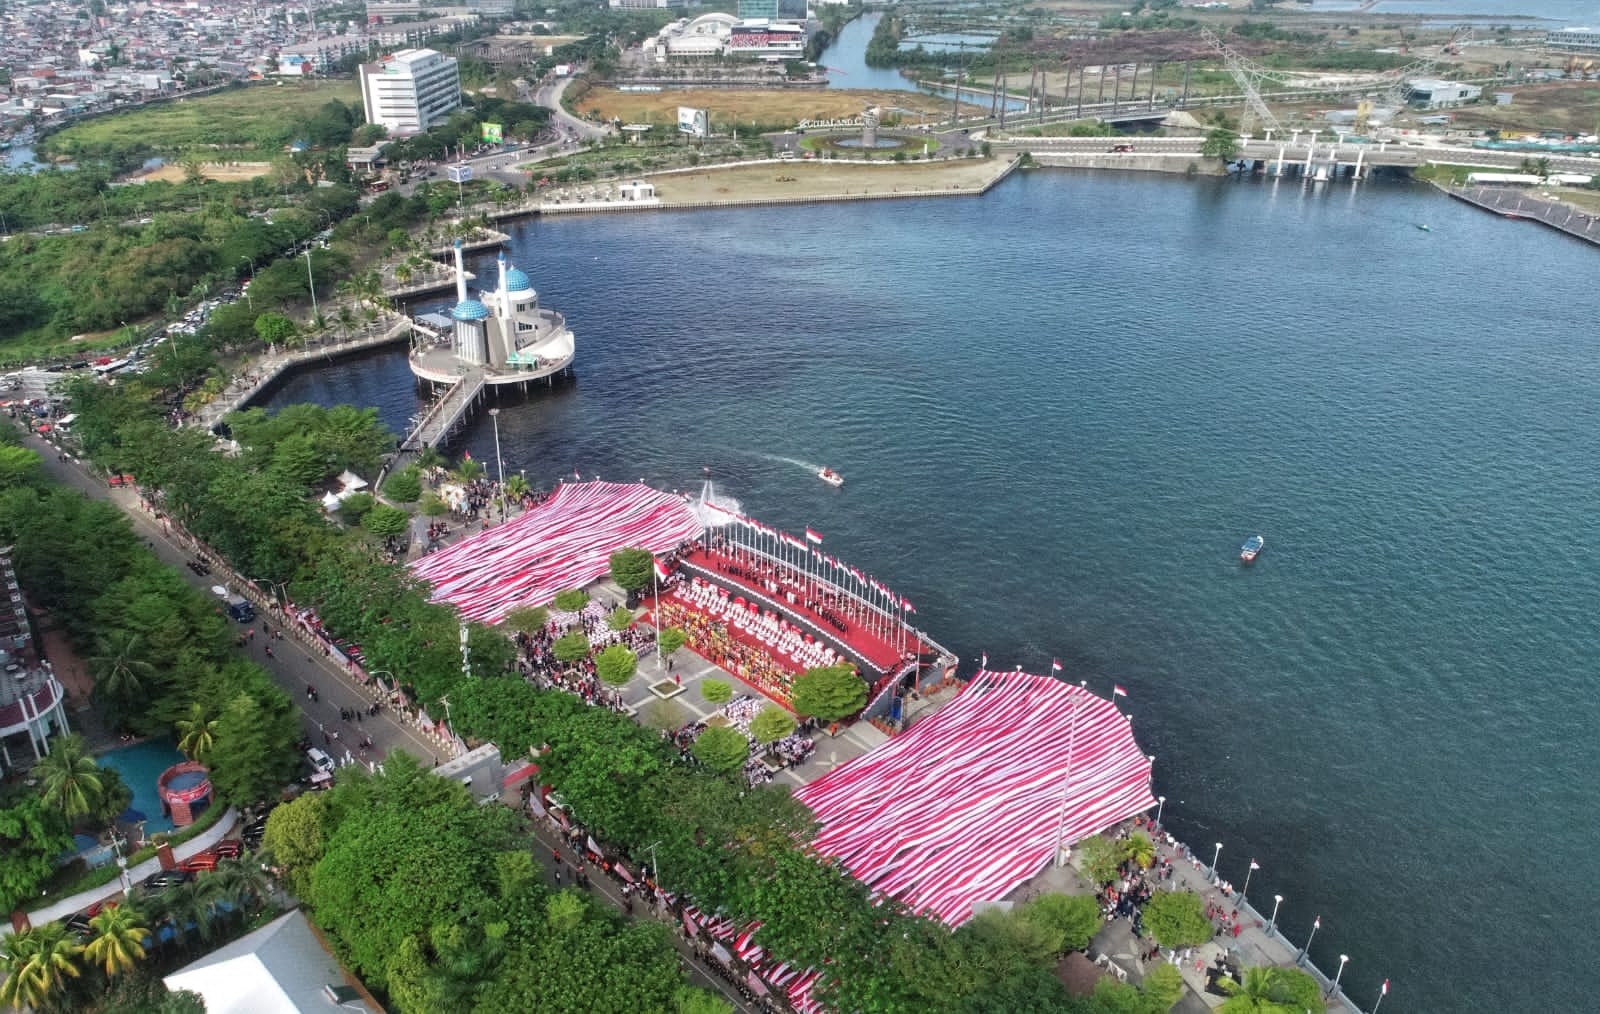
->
[1298,915,1321,965]
[1328,954,1349,999]
[304,248,319,320]
[488,407,504,487]
[1267,893,1283,936]
[1241,859,1256,905]
[1210,842,1223,881]
[1154,795,1165,829]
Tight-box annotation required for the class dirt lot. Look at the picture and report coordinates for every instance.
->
[575,87,964,129]
[138,162,275,183]
[1449,82,1600,135]
[644,158,1014,205]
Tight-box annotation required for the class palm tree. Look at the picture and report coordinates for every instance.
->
[202,856,272,921]
[1218,966,1306,1014]
[167,879,220,949]
[336,305,356,343]
[87,630,156,711]
[453,456,485,483]
[36,734,105,823]
[175,703,219,764]
[83,904,150,978]
[416,447,446,473]
[1121,830,1156,869]
[504,474,530,504]
[0,922,84,1012]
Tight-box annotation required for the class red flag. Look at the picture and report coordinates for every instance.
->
[902,598,915,613]
[572,468,581,479]
[805,527,823,544]
[1382,981,1389,996]
[463,451,472,460]
[654,557,670,582]
[1113,685,1128,698]
[1249,859,1260,870]
[1051,659,1062,672]
[980,652,988,668]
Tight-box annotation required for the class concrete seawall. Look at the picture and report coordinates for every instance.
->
[1027,152,1217,175]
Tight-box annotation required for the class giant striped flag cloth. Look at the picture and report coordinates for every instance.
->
[794,670,1156,926]
[411,481,704,623]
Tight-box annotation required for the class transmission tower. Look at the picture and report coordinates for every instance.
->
[1375,28,1473,113]
[1200,28,1282,135]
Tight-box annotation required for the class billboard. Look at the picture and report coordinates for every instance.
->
[677,106,709,138]
[480,122,503,144]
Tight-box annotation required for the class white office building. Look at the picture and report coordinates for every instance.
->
[359,48,461,135]
[1547,26,1600,52]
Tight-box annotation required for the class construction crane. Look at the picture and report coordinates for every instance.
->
[1200,28,1283,135]
[1374,27,1473,115]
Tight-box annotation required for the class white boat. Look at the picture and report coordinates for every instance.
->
[1240,534,1264,564]
[818,467,844,488]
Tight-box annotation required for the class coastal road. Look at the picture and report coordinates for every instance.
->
[11,422,446,772]
[534,73,612,144]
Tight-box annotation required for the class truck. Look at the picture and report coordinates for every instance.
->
[225,593,255,623]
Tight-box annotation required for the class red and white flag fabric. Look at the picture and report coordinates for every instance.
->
[1382,981,1389,996]
[796,670,1156,926]
[1113,685,1128,698]
[1051,659,1063,672]
[587,834,602,856]
[1250,859,1260,871]
[980,652,988,668]
[901,598,915,613]
[781,532,806,551]
[463,450,472,460]
[805,527,823,544]
[654,557,671,582]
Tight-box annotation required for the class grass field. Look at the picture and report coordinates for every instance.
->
[46,81,363,154]
[139,162,276,183]
[574,87,971,130]
[1449,83,1600,136]
[643,158,1011,205]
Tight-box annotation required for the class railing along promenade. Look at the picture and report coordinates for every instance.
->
[1439,182,1600,247]
[400,367,486,453]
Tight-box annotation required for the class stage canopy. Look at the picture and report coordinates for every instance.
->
[794,670,1156,926]
[412,480,703,623]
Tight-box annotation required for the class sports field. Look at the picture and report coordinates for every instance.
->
[45,81,363,155]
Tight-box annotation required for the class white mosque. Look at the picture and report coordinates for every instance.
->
[409,241,575,390]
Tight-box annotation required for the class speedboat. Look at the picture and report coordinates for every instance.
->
[1240,534,1264,564]
[818,467,844,488]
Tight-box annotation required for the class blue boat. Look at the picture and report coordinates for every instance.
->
[1240,534,1264,564]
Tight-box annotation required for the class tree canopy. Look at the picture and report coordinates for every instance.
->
[607,547,655,591]
[790,663,867,722]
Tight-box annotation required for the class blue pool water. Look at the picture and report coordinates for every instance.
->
[97,738,184,834]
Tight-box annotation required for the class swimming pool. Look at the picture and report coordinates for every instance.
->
[96,738,184,835]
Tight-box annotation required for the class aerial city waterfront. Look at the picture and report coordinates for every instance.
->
[1,2,1597,1012]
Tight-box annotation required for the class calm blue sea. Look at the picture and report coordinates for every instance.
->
[266,171,1598,1013]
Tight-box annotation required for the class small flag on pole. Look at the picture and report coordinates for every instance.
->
[1314,916,1321,930]
[980,652,988,668]
[1250,859,1260,871]
[1382,980,1389,996]
[1051,658,1063,672]
[901,598,915,613]
[805,527,823,544]
[654,558,670,582]
[1113,685,1128,698]
[463,451,472,460]
[572,468,581,479]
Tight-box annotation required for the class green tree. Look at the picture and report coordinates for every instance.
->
[337,491,376,523]
[384,467,423,504]
[675,985,735,1014]
[606,606,634,632]
[1143,963,1185,1011]
[0,444,43,488]
[691,725,749,773]
[174,702,218,763]
[552,588,589,613]
[700,678,732,704]
[639,697,688,731]
[1201,127,1240,161]
[419,492,448,517]
[607,547,654,592]
[82,903,150,977]
[749,706,797,746]
[504,606,549,635]
[453,456,486,483]
[0,922,83,1013]
[1019,892,1101,953]
[35,733,105,823]
[1141,890,1214,949]
[552,631,592,664]
[1076,834,1122,885]
[253,311,297,346]
[790,663,867,723]
[87,629,157,714]
[1219,966,1325,1014]
[362,503,410,537]
[1122,830,1156,869]
[594,644,639,688]
[207,688,300,805]
[261,791,331,898]
[657,626,688,659]
[0,795,74,912]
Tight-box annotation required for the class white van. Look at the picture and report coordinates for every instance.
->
[306,747,335,774]
[778,150,796,161]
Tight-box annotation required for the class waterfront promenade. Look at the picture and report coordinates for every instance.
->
[1441,182,1600,247]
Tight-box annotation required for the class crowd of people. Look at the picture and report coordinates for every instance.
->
[701,539,863,641]
[673,694,818,788]
[657,600,797,703]
[508,601,653,711]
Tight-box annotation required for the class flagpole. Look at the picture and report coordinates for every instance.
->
[653,562,661,667]
[1372,981,1389,1014]
[1051,692,1083,867]
[1241,861,1255,906]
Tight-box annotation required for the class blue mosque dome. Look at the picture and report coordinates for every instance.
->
[451,299,491,321]
[504,267,533,293]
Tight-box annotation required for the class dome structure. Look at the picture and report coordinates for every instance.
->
[452,299,491,321]
[505,267,533,293]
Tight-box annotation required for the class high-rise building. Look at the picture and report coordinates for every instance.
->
[359,48,461,135]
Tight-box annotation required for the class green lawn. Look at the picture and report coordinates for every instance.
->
[45,80,363,156]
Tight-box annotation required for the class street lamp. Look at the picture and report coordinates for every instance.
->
[1328,954,1350,999]
[304,248,319,320]
[1298,915,1321,964]
[1241,859,1257,904]
[1210,842,1223,881]
[1154,795,1165,828]
[488,407,504,487]
[1267,893,1283,935]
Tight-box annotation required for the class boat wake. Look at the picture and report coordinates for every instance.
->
[754,452,827,475]
[697,480,744,519]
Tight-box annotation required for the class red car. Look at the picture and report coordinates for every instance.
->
[214,839,243,859]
